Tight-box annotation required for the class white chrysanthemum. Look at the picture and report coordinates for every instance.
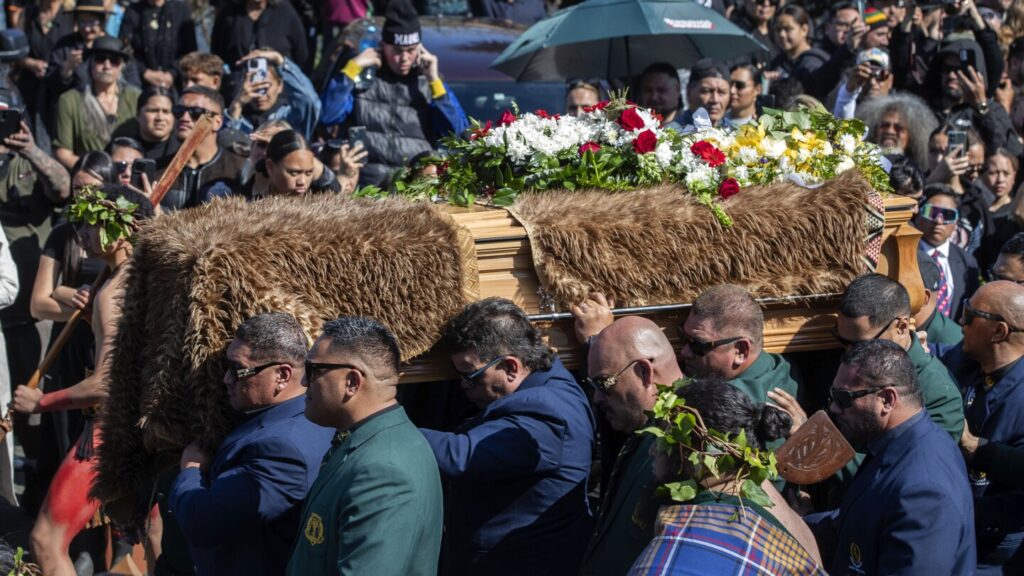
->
[655,142,675,168]
[684,163,717,190]
[734,165,750,182]
[737,146,759,164]
[839,134,857,156]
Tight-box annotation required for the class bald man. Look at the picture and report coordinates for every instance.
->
[578,316,683,576]
[941,281,1024,573]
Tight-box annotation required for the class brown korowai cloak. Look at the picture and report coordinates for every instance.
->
[92,195,479,503]
[507,169,883,309]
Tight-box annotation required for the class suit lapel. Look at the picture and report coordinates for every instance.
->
[589,435,652,551]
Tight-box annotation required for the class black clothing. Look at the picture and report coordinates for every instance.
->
[978,202,1022,275]
[16,3,75,152]
[46,33,142,103]
[729,8,778,64]
[345,66,435,187]
[112,118,182,160]
[119,0,198,86]
[770,46,854,102]
[155,147,246,211]
[211,1,309,70]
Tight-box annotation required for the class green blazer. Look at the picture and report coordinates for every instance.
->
[579,434,658,576]
[906,332,965,440]
[729,352,801,405]
[286,405,443,576]
[923,308,964,348]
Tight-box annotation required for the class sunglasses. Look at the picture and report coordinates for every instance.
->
[828,385,885,408]
[959,299,1024,332]
[455,356,506,388]
[304,360,361,381]
[731,80,750,90]
[678,328,743,357]
[225,361,286,381]
[831,317,899,347]
[988,268,1024,285]
[172,105,215,121]
[93,53,123,66]
[114,160,130,174]
[582,359,643,393]
[918,204,959,224]
[753,0,778,6]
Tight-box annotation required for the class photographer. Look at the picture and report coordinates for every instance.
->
[226,49,321,140]
[321,1,468,186]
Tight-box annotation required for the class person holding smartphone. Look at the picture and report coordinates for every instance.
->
[225,48,321,140]
[320,0,468,187]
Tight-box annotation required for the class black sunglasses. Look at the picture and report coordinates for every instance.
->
[831,317,899,347]
[730,80,750,90]
[678,328,743,357]
[455,356,506,388]
[172,105,215,121]
[225,361,287,381]
[582,359,643,393]
[988,268,1024,285]
[304,360,361,381]
[92,53,124,66]
[828,385,886,409]
[114,160,130,174]
[959,299,1024,332]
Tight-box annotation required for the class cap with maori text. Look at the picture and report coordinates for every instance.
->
[383,0,421,47]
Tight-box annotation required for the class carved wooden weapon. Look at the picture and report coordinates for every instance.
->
[0,114,216,441]
[776,410,856,485]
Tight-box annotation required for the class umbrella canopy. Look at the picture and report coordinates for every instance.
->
[491,0,766,81]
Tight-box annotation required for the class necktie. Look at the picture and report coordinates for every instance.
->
[932,249,952,316]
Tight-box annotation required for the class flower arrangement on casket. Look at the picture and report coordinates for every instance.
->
[365,96,892,226]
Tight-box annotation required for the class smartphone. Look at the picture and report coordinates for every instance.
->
[959,48,976,73]
[947,130,967,158]
[247,57,269,96]
[0,106,23,141]
[130,158,157,190]
[348,126,367,149]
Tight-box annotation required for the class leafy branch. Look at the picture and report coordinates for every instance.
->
[66,186,140,250]
[640,381,778,518]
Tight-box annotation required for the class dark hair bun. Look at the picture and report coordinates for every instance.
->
[754,404,792,444]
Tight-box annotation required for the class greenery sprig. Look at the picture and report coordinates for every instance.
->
[640,381,778,515]
[6,546,41,576]
[67,186,140,250]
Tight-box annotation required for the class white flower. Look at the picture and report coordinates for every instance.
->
[656,142,675,169]
[836,156,856,173]
[821,141,833,156]
[839,134,857,156]
[733,165,749,182]
[684,163,718,190]
[737,146,759,164]
[762,138,788,159]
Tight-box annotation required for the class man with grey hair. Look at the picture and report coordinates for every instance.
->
[169,312,334,576]
[806,340,975,575]
[680,284,801,404]
[289,316,442,575]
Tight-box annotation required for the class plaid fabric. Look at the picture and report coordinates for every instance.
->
[628,503,827,576]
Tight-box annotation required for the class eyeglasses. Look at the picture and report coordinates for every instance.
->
[92,53,123,66]
[966,164,985,179]
[869,68,891,81]
[959,299,1024,332]
[878,121,906,133]
[304,360,361,381]
[114,160,129,174]
[831,317,899,347]
[753,0,778,6]
[225,361,287,381]
[172,105,215,121]
[828,385,886,409]
[454,355,506,388]
[678,329,743,357]
[918,204,959,224]
[987,268,1024,285]
[582,359,644,393]
[730,80,750,90]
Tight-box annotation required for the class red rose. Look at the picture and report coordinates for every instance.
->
[633,130,657,154]
[718,178,740,199]
[691,141,727,167]
[618,107,646,131]
[536,109,551,119]
[499,110,516,126]
[579,142,601,155]
[583,101,610,113]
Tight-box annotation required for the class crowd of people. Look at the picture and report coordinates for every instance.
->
[0,0,1022,573]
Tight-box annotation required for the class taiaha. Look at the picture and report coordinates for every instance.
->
[0,113,216,442]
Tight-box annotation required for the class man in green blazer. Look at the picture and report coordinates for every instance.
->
[287,316,443,576]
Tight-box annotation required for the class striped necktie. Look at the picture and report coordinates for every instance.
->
[932,249,952,316]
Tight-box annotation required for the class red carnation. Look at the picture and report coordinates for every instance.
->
[718,178,740,199]
[499,110,516,126]
[579,141,601,155]
[691,141,726,167]
[536,109,551,119]
[633,130,657,154]
[618,107,646,131]
[470,120,493,141]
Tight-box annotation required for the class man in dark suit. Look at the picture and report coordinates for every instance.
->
[288,316,443,575]
[916,187,980,320]
[419,297,595,576]
[806,340,976,575]
[168,312,334,576]
[941,281,1024,574]
[577,316,684,576]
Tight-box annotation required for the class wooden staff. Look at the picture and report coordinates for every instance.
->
[0,113,216,441]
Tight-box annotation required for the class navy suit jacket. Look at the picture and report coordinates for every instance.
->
[947,242,980,319]
[806,411,976,575]
[168,395,334,576]
[419,358,595,576]
[942,345,1024,565]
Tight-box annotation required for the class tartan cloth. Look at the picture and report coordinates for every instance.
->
[628,502,827,576]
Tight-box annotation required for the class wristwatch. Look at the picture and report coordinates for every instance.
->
[976,99,990,115]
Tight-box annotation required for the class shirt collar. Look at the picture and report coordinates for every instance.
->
[332,402,401,447]
[984,356,1024,389]
[865,410,926,457]
[921,238,951,258]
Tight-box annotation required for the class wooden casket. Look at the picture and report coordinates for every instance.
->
[401,194,922,382]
